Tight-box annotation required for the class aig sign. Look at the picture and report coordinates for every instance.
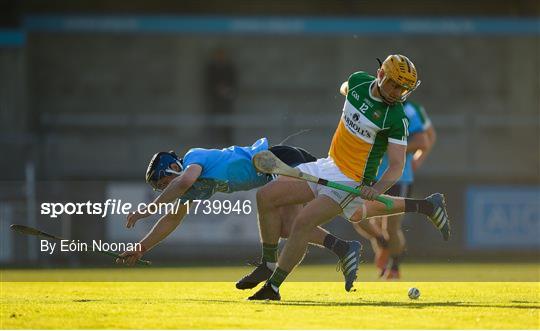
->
[466,186,540,249]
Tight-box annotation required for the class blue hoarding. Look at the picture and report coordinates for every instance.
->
[466,186,540,249]
[0,29,25,47]
[22,15,540,35]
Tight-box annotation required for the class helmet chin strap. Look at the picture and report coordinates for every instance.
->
[164,160,184,176]
[154,167,182,192]
[165,169,183,176]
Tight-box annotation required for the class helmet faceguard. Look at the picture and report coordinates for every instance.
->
[145,151,183,191]
[376,55,421,104]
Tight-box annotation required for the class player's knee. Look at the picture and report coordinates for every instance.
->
[257,183,287,212]
[256,187,273,211]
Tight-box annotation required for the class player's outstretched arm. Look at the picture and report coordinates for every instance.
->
[125,165,202,228]
[138,204,187,252]
[152,164,202,205]
[117,204,188,266]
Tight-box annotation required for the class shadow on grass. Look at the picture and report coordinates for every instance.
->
[183,298,540,310]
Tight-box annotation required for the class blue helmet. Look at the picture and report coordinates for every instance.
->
[145,151,183,190]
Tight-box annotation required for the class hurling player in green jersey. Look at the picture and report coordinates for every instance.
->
[245,55,451,301]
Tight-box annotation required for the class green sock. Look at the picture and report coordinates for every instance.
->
[262,243,278,263]
[268,267,289,289]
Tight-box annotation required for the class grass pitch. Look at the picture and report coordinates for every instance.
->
[1,264,539,329]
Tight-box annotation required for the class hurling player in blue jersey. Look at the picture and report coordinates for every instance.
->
[116,138,362,280]
[353,101,436,279]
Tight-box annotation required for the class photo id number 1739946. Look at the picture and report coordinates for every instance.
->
[183,199,252,215]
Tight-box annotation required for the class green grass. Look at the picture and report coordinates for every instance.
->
[2,263,538,282]
[1,264,539,329]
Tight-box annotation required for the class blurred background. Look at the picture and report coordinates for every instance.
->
[1,0,539,269]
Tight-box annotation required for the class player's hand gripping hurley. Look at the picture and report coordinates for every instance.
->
[253,151,393,210]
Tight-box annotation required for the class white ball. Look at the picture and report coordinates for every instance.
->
[408,287,420,299]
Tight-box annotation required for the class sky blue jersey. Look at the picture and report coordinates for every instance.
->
[376,102,430,184]
[179,138,270,202]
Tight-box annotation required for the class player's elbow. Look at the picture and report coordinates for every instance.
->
[417,137,429,151]
[410,133,429,152]
[172,177,196,197]
[426,126,437,146]
[339,81,348,96]
[429,130,437,147]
